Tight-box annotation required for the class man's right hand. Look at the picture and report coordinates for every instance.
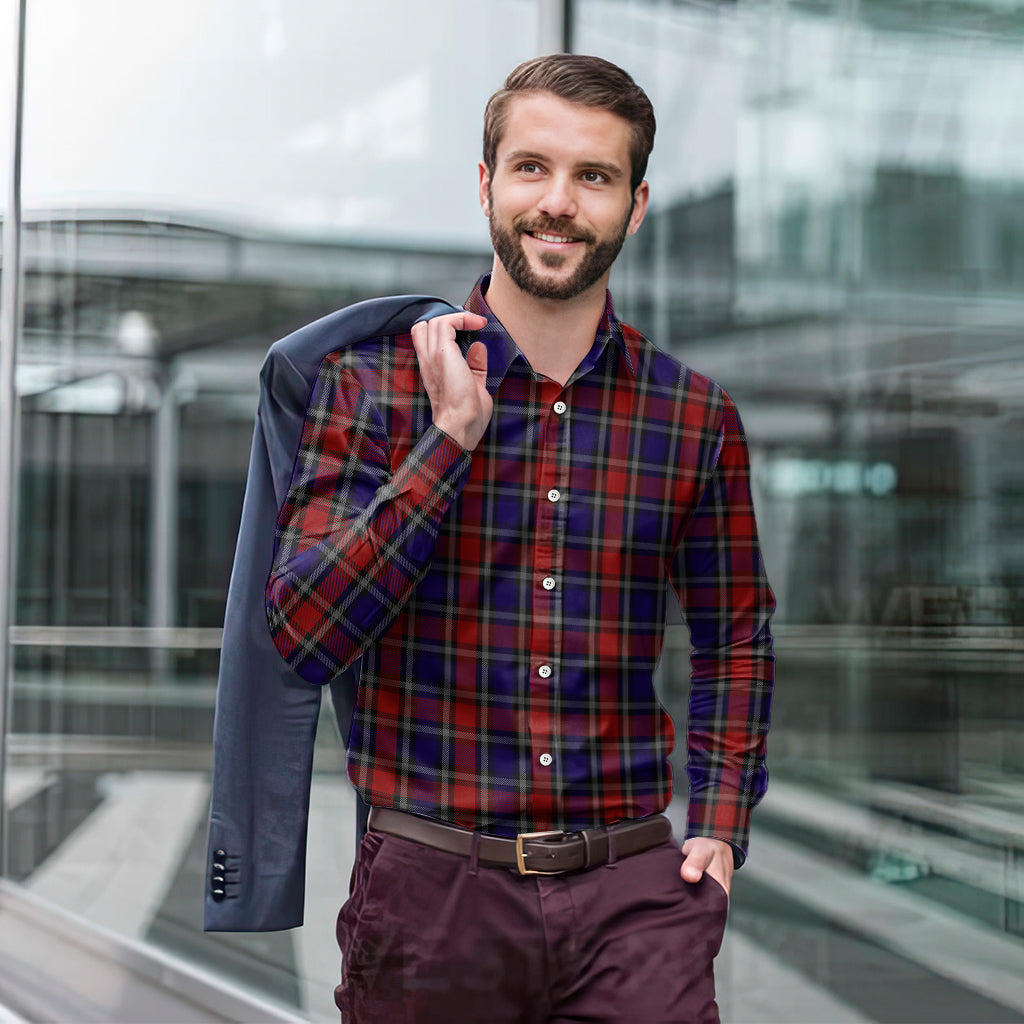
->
[411,310,491,451]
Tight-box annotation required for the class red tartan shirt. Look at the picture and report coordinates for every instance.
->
[266,275,775,863]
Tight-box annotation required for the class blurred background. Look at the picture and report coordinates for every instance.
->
[0,0,1023,1021]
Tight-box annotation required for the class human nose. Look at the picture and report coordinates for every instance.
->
[536,174,577,220]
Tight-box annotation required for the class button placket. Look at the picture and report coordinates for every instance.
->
[527,379,572,826]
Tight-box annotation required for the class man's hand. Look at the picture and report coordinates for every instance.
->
[411,310,491,451]
[680,837,734,896]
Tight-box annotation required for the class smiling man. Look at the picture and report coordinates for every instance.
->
[266,54,775,1023]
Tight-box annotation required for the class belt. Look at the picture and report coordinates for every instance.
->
[368,807,673,876]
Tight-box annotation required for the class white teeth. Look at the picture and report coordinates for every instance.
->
[533,232,575,244]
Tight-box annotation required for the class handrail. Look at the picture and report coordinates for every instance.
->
[9,625,224,649]
[0,880,309,1023]
[6,622,1024,652]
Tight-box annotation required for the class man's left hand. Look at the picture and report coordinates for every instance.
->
[680,837,734,896]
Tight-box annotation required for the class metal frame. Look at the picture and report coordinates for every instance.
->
[0,0,27,880]
[538,0,573,52]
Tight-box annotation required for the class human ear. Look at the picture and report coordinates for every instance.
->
[626,180,650,237]
[478,162,492,216]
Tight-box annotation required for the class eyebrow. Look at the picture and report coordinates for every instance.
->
[502,150,626,181]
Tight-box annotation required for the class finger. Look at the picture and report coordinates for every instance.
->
[466,340,488,375]
[680,860,705,883]
[424,316,481,363]
[410,322,432,371]
[426,313,463,350]
[437,310,487,337]
[679,846,712,883]
[415,310,486,335]
[457,311,488,331]
[413,317,440,361]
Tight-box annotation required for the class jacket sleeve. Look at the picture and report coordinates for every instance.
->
[668,389,775,867]
[265,352,472,684]
[205,399,326,932]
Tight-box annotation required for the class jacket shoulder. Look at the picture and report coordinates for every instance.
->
[267,295,458,367]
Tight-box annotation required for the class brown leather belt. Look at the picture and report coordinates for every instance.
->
[368,807,673,875]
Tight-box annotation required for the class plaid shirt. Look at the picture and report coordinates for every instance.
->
[266,275,774,862]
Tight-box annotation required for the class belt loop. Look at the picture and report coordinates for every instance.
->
[606,829,618,869]
[468,831,480,877]
[581,829,593,869]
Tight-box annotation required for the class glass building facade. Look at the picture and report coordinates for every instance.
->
[1,1,1023,1020]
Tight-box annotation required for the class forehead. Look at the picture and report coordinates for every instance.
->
[497,91,632,170]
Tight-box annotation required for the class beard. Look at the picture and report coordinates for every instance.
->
[487,188,631,301]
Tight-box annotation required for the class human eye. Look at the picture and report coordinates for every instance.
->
[581,169,609,184]
[517,161,542,175]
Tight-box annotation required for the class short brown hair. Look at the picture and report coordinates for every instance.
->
[483,54,656,193]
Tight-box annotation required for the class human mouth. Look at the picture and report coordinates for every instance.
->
[525,230,587,249]
[530,231,578,244]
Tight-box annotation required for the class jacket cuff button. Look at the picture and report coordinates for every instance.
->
[211,888,226,902]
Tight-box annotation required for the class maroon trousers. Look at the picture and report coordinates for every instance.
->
[335,827,728,1023]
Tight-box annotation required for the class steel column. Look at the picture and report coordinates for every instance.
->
[0,0,28,878]
[537,0,572,53]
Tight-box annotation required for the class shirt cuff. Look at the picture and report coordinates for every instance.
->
[390,422,473,515]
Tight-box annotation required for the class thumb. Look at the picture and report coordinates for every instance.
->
[466,340,488,376]
[680,842,710,883]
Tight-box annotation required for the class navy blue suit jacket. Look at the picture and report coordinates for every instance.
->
[204,294,459,932]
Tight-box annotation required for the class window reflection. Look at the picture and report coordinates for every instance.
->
[8,2,533,1018]
[580,0,1024,1020]
[4,0,1024,1020]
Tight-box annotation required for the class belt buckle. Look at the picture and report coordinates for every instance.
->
[515,830,566,875]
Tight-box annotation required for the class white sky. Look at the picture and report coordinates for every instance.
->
[12,0,541,245]
[2,0,750,244]
[3,1,1024,244]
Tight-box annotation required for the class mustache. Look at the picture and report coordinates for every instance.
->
[513,216,595,245]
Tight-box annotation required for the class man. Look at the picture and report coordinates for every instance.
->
[266,54,774,1023]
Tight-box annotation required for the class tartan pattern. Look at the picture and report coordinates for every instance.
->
[266,275,775,860]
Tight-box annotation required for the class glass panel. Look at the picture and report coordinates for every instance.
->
[12,1,538,1019]
[576,1,1024,1020]
[0,2,12,217]
[0,0,20,899]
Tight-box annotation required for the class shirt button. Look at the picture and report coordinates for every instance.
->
[538,664,552,679]
[539,753,553,767]
[542,576,556,590]
[547,489,560,503]
[553,401,567,415]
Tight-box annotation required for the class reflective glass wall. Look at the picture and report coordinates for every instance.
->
[4,2,533,1020]
[3,0,1024,1021]
[580,1,1024,1021]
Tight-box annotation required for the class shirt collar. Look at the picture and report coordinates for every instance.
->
[461,274,637,390]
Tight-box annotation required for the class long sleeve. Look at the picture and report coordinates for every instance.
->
[265,352,472,684]
[669,390,775,866]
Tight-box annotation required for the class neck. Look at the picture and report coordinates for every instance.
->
[484,259,609,386]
